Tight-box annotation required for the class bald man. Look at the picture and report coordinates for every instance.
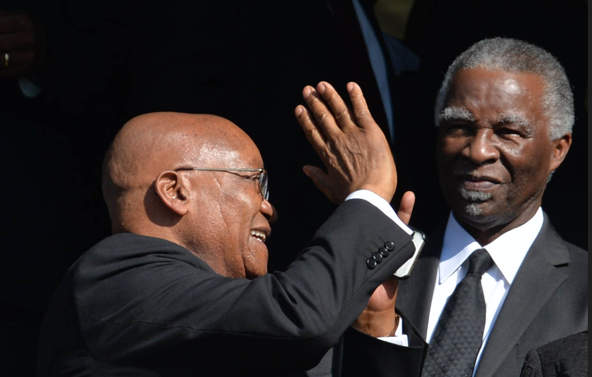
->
[36,82,426,376]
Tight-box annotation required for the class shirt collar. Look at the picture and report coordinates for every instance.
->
[440,208,544,284]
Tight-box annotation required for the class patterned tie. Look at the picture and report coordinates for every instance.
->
[422,249,494,377]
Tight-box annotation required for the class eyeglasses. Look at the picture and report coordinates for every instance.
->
[175,168,269,200]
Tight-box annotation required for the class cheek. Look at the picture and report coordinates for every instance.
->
[438,135,467,158]
[436,140,453,168]
[500,146,551,198]
[222,197,261,246]
[243,247,268,279]
[436,140,465,188]
[499,140,526,160]
[501,142,550,176]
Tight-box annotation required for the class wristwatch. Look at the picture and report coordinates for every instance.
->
[393,229,426,279]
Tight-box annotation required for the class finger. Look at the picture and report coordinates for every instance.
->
[366,276,399,312]
[379,275,399,298]
[397,191,416,225]
[295,104,328,155]
[316,81,356,131]
[347,82,377,129]
[302,165,337,204]
[302,85,342,140]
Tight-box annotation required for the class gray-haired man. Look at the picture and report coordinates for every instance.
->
[397,37,588,377]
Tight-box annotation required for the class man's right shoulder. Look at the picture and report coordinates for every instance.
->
[71,233,213,281]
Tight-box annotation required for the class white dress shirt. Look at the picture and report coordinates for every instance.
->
[346,190,412,235]
[427,208,544,376]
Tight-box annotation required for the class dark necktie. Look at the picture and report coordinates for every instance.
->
[422,248,494,377]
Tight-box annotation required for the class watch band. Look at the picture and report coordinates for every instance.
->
[393,229,426,278]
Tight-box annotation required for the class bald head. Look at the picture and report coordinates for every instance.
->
[102,112,261,235]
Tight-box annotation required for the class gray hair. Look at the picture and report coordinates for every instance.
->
[434,38,574,140]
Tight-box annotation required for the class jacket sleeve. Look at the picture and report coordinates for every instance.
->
[338,311,428,377]
[74,199,418,374]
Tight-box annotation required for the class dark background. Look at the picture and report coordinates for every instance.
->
[0,0,587,374]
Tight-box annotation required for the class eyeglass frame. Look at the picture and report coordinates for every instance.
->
[174,167,269,200]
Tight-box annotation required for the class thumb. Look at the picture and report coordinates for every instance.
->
[397,191,415,225]
[303,165,336,203]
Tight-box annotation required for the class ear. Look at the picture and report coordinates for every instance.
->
[154,171,190,216]
[549,133,572,172]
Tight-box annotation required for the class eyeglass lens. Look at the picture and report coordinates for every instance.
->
[260,171,269,200]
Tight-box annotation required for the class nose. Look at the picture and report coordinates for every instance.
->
[464,130,499,165]
[261,198,278,224]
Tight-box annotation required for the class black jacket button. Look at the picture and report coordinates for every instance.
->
[378,247,389,258]
[384,241,395,251]
[366,258,378,269]
[372,252,383,263]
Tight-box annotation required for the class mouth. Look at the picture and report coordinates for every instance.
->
[250,229,269,243]
[458,173,501,190]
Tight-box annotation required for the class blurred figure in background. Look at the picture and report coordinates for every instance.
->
[0,1,127,374]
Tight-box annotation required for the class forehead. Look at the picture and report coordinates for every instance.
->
[446,68,547,121]
[175,126,264,168]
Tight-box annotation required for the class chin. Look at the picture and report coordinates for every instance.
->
[456,205,502,230]
[464,203,484,217]
[459,202,493,220]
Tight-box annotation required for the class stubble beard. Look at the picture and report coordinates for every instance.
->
[459,187,492,216]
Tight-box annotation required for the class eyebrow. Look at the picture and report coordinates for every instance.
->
[438,106,475,124]
[496,113,534,137]
[497,113,532,128]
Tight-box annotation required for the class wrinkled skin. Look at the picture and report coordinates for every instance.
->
[103,112,275,279]
[295,81,414,337]
[436,68,571,245]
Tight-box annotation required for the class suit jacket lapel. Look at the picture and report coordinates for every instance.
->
[475,215,571,377]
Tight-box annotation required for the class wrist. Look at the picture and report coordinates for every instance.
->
[352,310,399,338]
[358,183,396,203]
[382,314,400,337]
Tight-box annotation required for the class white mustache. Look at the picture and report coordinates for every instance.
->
[459,187,492,202]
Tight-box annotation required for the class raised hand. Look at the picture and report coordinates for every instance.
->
[295,81,397,204]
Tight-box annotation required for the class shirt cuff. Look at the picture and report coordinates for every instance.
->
[377,316,409,346]
[345,190,413,235]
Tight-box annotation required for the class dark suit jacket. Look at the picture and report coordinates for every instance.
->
[520,331,588,377]
[36,199,418,377]
[397,213,588,377]
[339,318,427,377]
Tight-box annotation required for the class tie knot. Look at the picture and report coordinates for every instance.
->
[467,249,493,277]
